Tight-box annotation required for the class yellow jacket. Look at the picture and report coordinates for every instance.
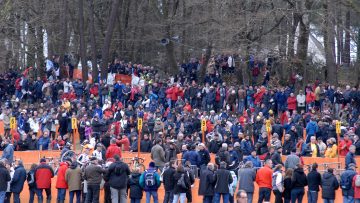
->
[324,144,337,158]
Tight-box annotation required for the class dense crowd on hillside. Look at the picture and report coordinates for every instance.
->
[0,54,359,203]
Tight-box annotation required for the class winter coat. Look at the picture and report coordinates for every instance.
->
[106,161,130,189]
[243,155,261,168]
[214,168,233,194]
[307,169,322,191]
[345,152,356,169]
[128,173,143,199]
[183,150,201,167]
[321,172,339,199]
[151,144,166,167]
[35,163,54,189]
[173,171,191,194]
[10,165,26,193]
[340,168,356,197]
[84,164,106,185]
[284,154,300,170]
[237,167,256,193]
[65,165,82,191]
[287,96,297,110]
[139,168,161,191]
[283,140,294,155]
[291,168,308,189]
[352,173,360,199]
[1,144,14,163]
[0,164,10,192]
[198,168,215,196]
[241,139,254,156]
[283,177,292,200]
[208,140,222,154]
[198,149,210,167]
[162,166,176,191]
[306,121,318,136]
[105,144,122,159]
[56,162,69,189]
[140,139,152,152]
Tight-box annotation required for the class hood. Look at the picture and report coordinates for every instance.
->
[323,172,333,180]
[131,173,141,178]
[294,167,304,174]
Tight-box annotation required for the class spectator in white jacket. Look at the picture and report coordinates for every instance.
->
[272,164,284,203]
[296,90,306,112]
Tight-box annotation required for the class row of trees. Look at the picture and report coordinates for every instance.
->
[0,0,359,85]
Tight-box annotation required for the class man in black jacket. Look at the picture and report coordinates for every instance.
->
[0,160,10,203]
[162,160,176,203]
[198,163,215,203]
[84,157,107,203]
[271,146,283,166]
[306,163,322,203]
[340,163,357,203]
[106,155,130,203]
[282,134,294,155]
[291,164,308,203]
[213,162,233,203]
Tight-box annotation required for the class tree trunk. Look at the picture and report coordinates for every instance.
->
[79,0,88,83]
[343,8,351,66]
[100,0,121,81]
[323,0,337,84]
[336,3,342,65]
[36,25,45,78]
[88,0,98,81]
[58,0,68,78]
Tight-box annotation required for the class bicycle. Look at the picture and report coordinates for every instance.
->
[123,157,146,172]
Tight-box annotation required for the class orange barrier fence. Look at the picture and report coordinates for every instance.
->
[73,69,132,84]
[0,151,356,202]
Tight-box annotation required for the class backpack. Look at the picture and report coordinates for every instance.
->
[340,173,352,190]
[355,175,360,187]
[177,174,188,189]
[27,171,36,187]
[144,170,156,187]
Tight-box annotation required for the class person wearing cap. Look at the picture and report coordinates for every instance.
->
[139,162,161,203]
[321,168,339,203]
[83,157,106,203]
[340,163,357,203]
[345,145,357,169]
[35,158,55,203]
[56,158,72,203]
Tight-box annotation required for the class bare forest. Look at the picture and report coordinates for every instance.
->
[0,0,359,86]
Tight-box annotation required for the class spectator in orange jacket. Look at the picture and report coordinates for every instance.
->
[306,89,315,111]
[56,159,71,202]
[255,159,273,203]
[106,138,122,159]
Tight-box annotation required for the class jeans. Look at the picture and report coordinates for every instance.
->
[164,190,174,203]
[291,188,304,203]
[0,191,6,203]
[110,187,127,203]
[229,194,234,203]
[284,199,291,203]
[355,199,360,203]
[246,192,253,203]
[13,192,20,203]
[131,198,141,203]
[69,190,81,203]
[274,190,283,203]
[86,184,100,203]
[343,196,355,203]
[146,191,158,203]
[323,199,334,203]
[214,193,229,203]
[36,188,52,202]
[258,188,271,203]
[29,187,37,203]
[203,196,213,203]
[57,188,67,200]
[172,193,186,203]
[307,191,318,203]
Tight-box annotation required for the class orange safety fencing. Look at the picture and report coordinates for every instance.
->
[73,69,132,84]
[0,151,356,202]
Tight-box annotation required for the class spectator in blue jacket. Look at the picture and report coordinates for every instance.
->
[340,163,357,203]
[243,150,261,168]
[183,145,201,167]
[37,130,51,150]
[139,162,161,203]
[241,135,254,156]
[1,139,14,164]
[72,79,84,99]
[10,160,27,203]
[345,145,356,169]
[306,118,319,143]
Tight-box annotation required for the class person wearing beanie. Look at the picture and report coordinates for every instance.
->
[139,161,161,203]
[35,158,54,203]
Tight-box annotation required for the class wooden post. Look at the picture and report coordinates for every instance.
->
[201,119,207,143]
[266,120,271,145]
[137,118,143,158]
[138,130,141,158]
[336,120,341,162]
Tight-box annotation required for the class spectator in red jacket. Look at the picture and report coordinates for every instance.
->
[56,159,71,202]
[287,93,297,114]
[352,170,360,200]
[106,138,122,159]
[339,134,353,156]
[35,158,55,203]
[116,134,130,151]
[50,136,65,150]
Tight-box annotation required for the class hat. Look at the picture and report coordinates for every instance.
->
[234,142,240,147]
[40,158,46,163]
[149,162,156,168]
[348,163,358,168]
